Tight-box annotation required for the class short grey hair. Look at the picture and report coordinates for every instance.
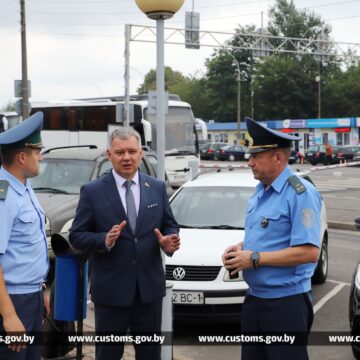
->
[108,127,142,147]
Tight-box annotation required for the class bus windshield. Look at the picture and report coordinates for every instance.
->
[144,107,198,155]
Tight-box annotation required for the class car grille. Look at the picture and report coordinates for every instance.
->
[166,265,221,281]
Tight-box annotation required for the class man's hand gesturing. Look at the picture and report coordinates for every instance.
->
[105,221,126,248]
[154,228,180,255]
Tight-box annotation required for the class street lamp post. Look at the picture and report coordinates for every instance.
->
[315,64,321,119]
[135,0,184,181]
[134,2,184,359]
[223,50,244,145]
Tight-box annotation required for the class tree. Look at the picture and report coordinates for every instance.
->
[137,67,188,94]
[137,67,210,119]
[0,100,15,112]
[204,24,256,122]
[203,0,343,120]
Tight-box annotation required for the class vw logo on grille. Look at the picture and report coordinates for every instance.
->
[173,267,186,280]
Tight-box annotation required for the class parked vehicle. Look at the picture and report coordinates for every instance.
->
[245,149,302,165]
[200,142,227,160]
[336,145,360,163]
[329,146,343,164]
[305,145,327,165]
[304,144,344,165]
[32,145,173,261]
[349,216,360,360]
[288,150,298,164]
[215,145,247,161]
[167,169,328,319]
[353,150,360,163]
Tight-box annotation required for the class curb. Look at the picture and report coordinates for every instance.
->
[328,220,357,232]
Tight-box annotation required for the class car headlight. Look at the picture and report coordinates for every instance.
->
[355,264,360,291]
[223,268,243,282]
[45,217,51,236]
[60,218,74,233]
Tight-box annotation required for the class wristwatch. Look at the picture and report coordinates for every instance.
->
[251,252,260,269]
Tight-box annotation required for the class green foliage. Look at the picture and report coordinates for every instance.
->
[137,67,188,94]
[0,100,15,113]
[136,0,359,121]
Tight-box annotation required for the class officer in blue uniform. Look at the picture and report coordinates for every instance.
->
[223,118,321,360]
[0,112,49,360]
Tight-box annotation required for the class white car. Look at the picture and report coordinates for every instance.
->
[167,169,328,319]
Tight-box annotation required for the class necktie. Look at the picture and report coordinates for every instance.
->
[124,180,137,233]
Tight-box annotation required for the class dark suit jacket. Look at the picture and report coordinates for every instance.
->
[69,171,179,307]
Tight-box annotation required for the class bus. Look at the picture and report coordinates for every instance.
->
[30,95,199,187]
[195,118,208,147]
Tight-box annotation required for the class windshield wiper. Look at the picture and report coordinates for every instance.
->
[177,224,197,229]
[33,187,69,194]
[197,225,245,230]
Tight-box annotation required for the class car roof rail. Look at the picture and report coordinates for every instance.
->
[42,145,98,154]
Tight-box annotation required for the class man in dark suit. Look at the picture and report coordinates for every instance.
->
[69,127,180,360]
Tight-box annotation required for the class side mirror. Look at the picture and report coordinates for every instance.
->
[355,217,360,231]
[51,233,87,258]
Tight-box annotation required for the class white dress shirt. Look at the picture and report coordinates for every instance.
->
[112,169,140,216]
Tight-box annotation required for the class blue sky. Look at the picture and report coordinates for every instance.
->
[0,0,359,110]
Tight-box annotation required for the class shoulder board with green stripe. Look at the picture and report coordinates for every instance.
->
[288,175,306,194]
[0,180,9,200]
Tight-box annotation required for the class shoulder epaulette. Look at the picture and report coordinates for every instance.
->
[0,180,9,200]
[288,175,307,194]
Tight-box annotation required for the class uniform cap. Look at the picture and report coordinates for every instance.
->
[0,112,44,151]
[246,117,301,154]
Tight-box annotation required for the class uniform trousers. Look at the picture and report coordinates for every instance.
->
[241,292,313,360]
[0,291,44,360]
[94,287,163,360]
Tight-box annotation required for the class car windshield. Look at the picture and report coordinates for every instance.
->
[170,186,254,228]
[32,159,94,194]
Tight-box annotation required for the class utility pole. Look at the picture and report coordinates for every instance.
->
[124,24,131,127]
[20,0,30,119]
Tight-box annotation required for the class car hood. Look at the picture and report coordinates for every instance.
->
[166,228,245,266]
[36,192,80,229]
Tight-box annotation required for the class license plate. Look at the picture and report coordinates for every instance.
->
[174,175,185,179]
[307,153,313,156]
[172,291,204,304]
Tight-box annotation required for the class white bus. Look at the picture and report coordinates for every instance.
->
[30,95,199,187]
[195,118,208,147]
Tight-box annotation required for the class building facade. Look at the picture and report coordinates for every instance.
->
[207,117,360,153]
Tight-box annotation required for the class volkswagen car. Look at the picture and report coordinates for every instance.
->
[167,169,329,320]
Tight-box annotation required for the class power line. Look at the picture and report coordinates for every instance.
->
[0,10,18,18]
[0,0,17,7]
[28,29,123,37]
[305,0,360,10]
[28,0,128,3]
[28,20,123,26]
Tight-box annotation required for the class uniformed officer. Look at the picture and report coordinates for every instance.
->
[222,118,321,360]
[0,112,49,360]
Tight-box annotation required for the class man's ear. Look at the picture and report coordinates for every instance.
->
[16,151,27,165]
[106,148,111,160]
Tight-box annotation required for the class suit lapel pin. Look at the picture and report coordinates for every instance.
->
[145,182,150,188]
